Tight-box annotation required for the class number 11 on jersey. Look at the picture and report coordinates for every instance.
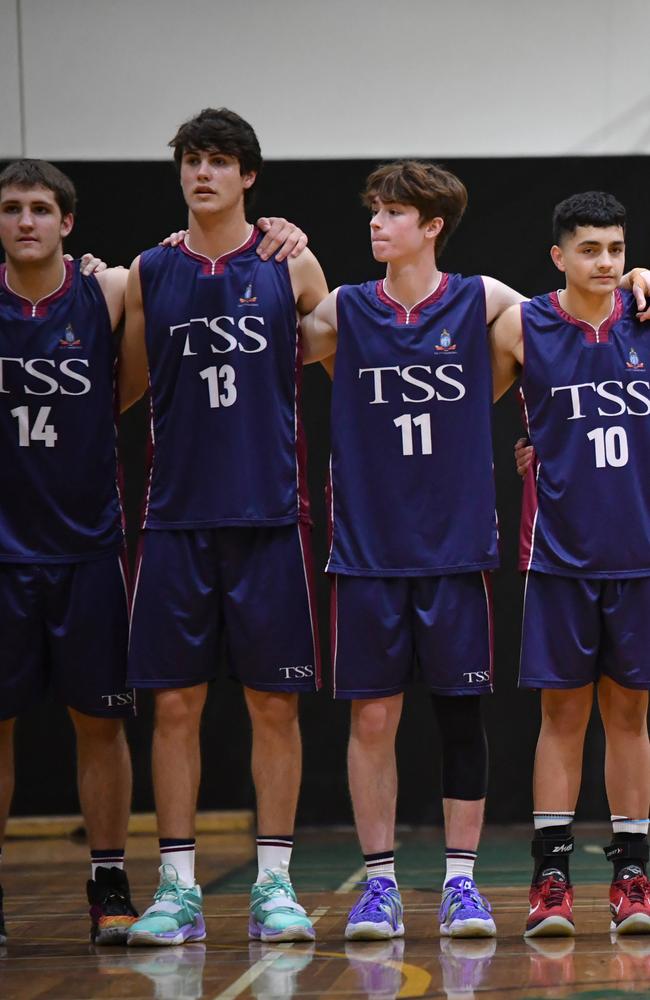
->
[393,413,433,456]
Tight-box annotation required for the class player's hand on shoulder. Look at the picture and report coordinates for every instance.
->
[256,217,307,262]
[514,437,534,478]
[624,267,650,320]
[159,229,187,247]
[66,252,109,276]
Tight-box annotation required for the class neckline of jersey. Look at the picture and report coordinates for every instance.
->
[549,288,623,342]
[376,273,449,324]
[180,225,258,268]
[1,260,73,317]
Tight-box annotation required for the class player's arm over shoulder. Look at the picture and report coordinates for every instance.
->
[94,266,128,330]
[481,275,527,325]
[300,287,340,366]
[287,248,329,317]
[490,301,524,401]
[118,256,149,412]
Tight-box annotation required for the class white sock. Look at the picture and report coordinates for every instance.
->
[256,836,293,883]
[444,849,477,887]
[159,840,196,886]
[612,815,650,836]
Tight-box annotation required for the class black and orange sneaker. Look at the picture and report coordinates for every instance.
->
[610,865,650,935]
[87,866,138,945]
[524,869,575,938]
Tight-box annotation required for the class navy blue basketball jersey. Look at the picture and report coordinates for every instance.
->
[139,228,309,528]
[0,261,123,562]
[327,274,498,576]
[520,289,650,577]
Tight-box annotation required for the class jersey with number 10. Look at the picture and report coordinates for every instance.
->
[139,230,309,528]
[0,261,123,562]
[327,274,498,576]
[520,289,650,577]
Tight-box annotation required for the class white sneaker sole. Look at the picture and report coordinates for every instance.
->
[441,917,497,938]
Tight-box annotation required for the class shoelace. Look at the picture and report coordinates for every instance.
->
[618,874,650,904]
[450,883,492,913]
[255,870,297,902]
[353,880,398,916]
[539,877,569,908]
[154,877,190,907]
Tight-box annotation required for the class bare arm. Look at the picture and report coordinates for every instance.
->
[119,257,149,411]
[94,266,128,330]
[482,275,527,325]
[300,288,339,365]
[620,266,650,319]
[490,302,524,401]
[287,247,329,317]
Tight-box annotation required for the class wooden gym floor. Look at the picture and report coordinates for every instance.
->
[1,824,649,999]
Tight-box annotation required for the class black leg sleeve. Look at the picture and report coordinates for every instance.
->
[431,694,488,800]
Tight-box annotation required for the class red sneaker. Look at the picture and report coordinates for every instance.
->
[610,866,650,935]
[524,869,575,938]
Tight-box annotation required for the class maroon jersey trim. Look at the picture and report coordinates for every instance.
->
[548,288,623,344]
[179,226,259,276]
[1,259,74,318]
[375,273,450,325]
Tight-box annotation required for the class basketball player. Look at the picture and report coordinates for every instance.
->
[299,163,650,941]
[490,191,650,937]
[120,108,329,946]
[0,157,313,948]
[0,159,138,945]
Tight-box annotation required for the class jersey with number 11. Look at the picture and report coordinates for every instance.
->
[0,261,123,562]
[520,289,650,577]
[327,274,497,576]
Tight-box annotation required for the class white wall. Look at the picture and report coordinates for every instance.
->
[3,0,650,160]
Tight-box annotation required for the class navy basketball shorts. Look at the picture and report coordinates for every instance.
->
[519,571,650,689]
[331,572,494,699]
[0,552,132,720]
[127,524,321,693]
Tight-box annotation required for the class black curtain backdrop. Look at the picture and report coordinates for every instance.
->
[5,156,650,824]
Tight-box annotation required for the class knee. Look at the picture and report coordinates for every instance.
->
[247,691,299,733]
[351,699,399,746]
[69,710,125,746]
[541,692,591,736]
[601,692,648,736]
[154,687,206,733]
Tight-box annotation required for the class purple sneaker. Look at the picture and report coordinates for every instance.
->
[439,876,496,938]
[345,878,404,941]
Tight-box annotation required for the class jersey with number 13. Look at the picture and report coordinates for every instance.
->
[520,289,650,577]
[0,261,123,562]
[139,230,309,529]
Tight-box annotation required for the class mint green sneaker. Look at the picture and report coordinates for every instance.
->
[249,869,315,942]
[127,864,206,947]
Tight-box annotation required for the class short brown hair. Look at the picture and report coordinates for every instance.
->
[362,160,468,254]
[169,107,262,209]
[0,159,76,216]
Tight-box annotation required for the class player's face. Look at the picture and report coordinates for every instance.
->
[369,198,440,263]
[179,149,256,216]
[551,225,625,295]
[0,185,73,263]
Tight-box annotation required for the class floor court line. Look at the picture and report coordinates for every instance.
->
[212,906,329,1000]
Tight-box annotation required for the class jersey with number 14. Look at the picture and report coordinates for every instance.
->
[139,229,309,528]
[327,273,498,576]
[0,261,123,562]
[520,289,650,577]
